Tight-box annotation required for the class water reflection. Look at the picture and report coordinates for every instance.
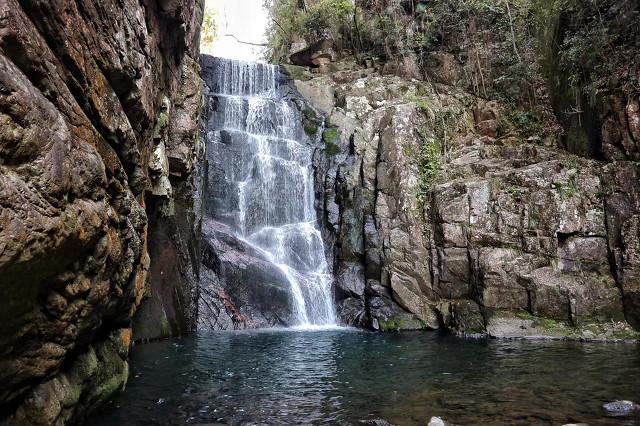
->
[93,331,640,425]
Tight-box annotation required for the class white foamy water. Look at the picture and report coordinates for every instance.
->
[209,58,336,326]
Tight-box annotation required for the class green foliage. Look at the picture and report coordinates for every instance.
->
[266,0,354,62]
[267,0,637,146]
[553,173,579,199]
[409,96,429,113]
[416,126,442,197]
[504,110,542,138]
[305,0,354,40]
[596,182,611,199]
[506,186,524,199]
[201,8,217,48]
[552,0,639,99]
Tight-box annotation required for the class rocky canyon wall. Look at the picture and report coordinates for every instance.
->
[292,60,640,341]
[275,0,640,340]
[0,0,203,423]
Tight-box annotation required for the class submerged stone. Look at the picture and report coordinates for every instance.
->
[602,400,638,415]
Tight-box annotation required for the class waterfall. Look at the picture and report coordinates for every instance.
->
[204,58,336,327]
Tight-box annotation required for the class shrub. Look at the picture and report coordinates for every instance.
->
[416,127,442,198]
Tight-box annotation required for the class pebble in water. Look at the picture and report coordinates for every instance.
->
[602,400,638,416]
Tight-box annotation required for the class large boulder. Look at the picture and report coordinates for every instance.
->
[197,220,295,330]
[290,39,339,73]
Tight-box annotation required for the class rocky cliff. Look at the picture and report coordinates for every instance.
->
[270,0,640,340]
[292,59,640,340]
[0,0,203,423]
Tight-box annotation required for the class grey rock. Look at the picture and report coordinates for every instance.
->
[428,417,446,426]
[602,400,638,416]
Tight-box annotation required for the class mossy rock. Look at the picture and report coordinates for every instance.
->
[303,106,322,136]
[323,127,339,144]
[325,141,340,156]
[322,128,341,156]
[304,121,319,135]
[281,64,313,81]
[378,316,426,331]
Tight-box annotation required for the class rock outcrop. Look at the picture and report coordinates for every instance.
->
[296,60,640,340]
[0,0,203,423]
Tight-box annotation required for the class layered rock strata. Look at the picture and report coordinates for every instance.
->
[0,0,203,423]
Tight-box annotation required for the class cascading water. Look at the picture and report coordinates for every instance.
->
[204,57,336,327]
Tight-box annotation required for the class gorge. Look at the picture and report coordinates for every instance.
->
[0,0,639,425]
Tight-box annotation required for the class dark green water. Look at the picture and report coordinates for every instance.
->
[92,329,640,425]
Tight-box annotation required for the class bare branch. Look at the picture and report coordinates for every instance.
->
[222,34,268,47]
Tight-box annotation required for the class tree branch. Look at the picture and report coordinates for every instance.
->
[222,34,268,47]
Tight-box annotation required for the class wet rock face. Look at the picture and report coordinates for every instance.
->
[0,0,203,423]
[198,220,295,330]
[298,63,640,339]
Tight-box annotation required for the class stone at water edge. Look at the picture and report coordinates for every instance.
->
[359,419,395,426]
[428,416,446,426]
[602,400,638,415]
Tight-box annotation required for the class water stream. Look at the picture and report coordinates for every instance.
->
[205,58,335,326]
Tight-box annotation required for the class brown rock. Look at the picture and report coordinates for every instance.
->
[0,0,203,422]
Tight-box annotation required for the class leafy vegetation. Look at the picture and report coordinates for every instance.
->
[553,172,580,199]
[265,0,355,61]
[266,0,638,144]
[550,0,639,100]
[200,6,218,53]
[500,110,542,139]
[415,126,442,201]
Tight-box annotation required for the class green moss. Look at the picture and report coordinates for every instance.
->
[323,127,339,144]
[324,140,341,156]
[303,106,318,121]
[514,311,565,330]
[281,64,313,81]
[304,121,319,135]
[533,317,562,330]
[514,310,534,320]
[378,317,426,331]
[303,106,322,136]
[95,362,128,401]
[378,318,402,331]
